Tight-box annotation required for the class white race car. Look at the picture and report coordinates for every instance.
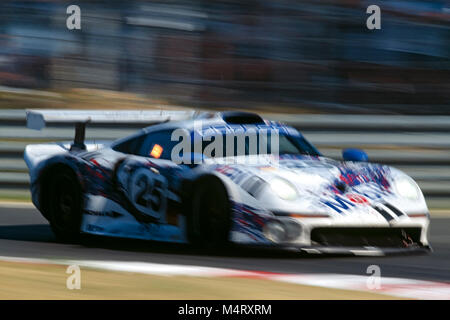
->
[24,110,431,255]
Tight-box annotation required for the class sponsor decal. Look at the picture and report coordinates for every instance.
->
[346,194,369,204]
[338,165,390,190]
[321,195,355,214]
[231,202,271,242]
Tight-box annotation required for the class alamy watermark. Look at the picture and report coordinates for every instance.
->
[66,5,81,30]
[366,5,381,30]
[366,265,381,290]
[66,264,81,290]
[65,4,379,32]
[169,120,280,165]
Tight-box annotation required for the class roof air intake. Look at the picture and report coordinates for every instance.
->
[220,111,265,125]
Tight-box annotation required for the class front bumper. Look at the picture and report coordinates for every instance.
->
[231,215,431,254]
[274,214,431,248]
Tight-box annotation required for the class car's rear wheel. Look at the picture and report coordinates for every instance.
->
[48,167,82,243]
[188,176,231,248]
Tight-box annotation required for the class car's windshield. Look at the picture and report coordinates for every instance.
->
[199,132,320,158]
[113,128,321,160]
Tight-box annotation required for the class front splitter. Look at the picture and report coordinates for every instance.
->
[234,243,432,257]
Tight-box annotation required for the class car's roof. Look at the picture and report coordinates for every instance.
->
[111,112,302,149]
[142,116,301,137]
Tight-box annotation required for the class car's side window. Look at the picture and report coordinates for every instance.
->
[112,133,146,155]
[139,129,177,160]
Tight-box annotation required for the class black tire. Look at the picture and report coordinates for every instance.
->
[188,176,231,248]
[48,167,82,243]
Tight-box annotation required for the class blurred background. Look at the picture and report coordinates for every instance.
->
[0,0,448,113]
[0,1,449,300]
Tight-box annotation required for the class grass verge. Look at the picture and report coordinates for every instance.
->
[0,190,31,203]
[0,261,401,300]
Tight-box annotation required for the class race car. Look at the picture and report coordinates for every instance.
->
[24,109,431,255]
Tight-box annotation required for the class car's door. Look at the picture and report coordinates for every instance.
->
[114,129,184,222]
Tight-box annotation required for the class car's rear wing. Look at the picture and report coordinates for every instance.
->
[26,109,196,150]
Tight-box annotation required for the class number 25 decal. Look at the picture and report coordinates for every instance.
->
[128,168,168,219]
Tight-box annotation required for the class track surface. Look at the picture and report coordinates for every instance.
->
[0,206,449,282]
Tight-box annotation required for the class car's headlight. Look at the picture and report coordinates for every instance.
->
[393,177,421,200]
[270,178,298,201]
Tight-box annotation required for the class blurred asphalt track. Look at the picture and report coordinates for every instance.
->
[0,205,449,283]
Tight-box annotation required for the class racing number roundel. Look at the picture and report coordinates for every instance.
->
[128,167,168,219]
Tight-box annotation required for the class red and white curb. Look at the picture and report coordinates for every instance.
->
[1,255,449,300]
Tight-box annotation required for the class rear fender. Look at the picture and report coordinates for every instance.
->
[24,141,105,181]
[28,152,84,215]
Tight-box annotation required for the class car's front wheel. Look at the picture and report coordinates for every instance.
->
[188,176,231,248]
[48,167,82,243]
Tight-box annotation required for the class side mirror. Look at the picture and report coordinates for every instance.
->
[342,148,369,162]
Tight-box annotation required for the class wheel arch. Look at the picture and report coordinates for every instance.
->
[183,172,232,246]
[37,160,82,220]
[181,171,235,211]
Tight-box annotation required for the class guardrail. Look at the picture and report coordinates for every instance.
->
[1,110,449,201]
